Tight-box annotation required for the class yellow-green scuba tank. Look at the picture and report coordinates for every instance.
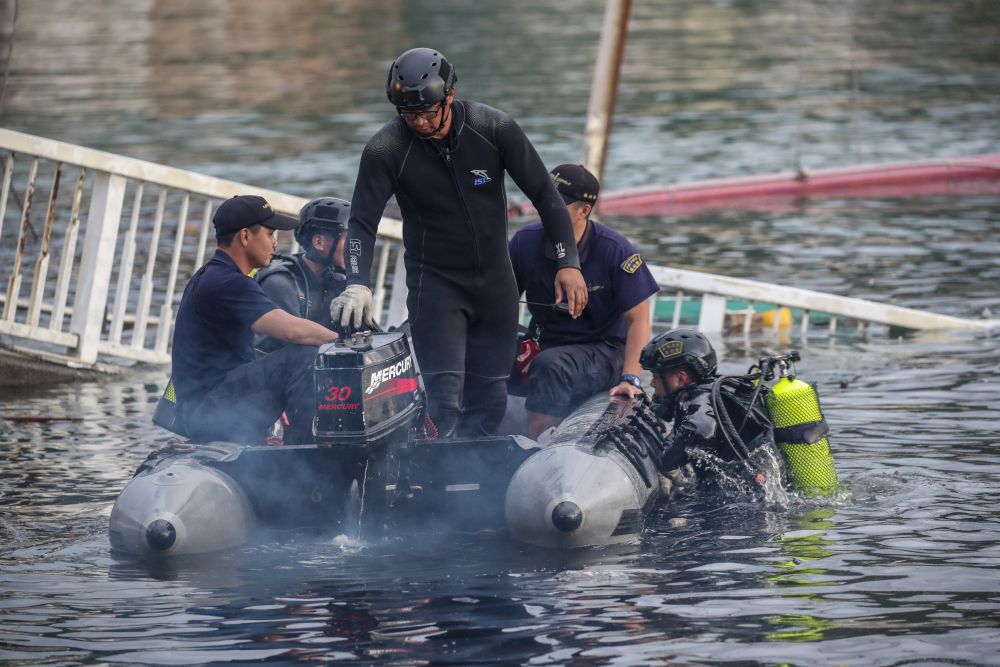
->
[763,353,838,496]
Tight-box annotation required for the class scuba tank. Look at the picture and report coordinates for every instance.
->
[755,351,838,496]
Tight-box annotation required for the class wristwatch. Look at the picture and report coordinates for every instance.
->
[620,374,642,388]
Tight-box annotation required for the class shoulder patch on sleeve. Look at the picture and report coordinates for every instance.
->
[620,253,643,275]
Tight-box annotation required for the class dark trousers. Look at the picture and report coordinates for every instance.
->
[524,340,625,418]
[184,344,318,445]
[407,270,518,437]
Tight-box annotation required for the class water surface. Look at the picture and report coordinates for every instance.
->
[2,1,999,665]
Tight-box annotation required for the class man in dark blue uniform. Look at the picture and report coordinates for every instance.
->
[254,197,350,353]
[331,47,588,437]
[171,195,339,445]
[509,164,659,439]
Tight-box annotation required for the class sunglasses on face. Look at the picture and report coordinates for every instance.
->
[398,103,443,122]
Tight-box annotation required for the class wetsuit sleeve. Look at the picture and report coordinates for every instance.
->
[347,139,399,287]
[658,429,691,471]
[656,389,719,473]
[495,117,580,272]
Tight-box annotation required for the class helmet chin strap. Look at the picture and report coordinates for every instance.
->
[416,99,452,140]
[326,236,341,267]
[304,231,340,266]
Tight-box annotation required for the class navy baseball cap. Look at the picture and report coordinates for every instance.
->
[550,164,600,205]
[213,195,298,234]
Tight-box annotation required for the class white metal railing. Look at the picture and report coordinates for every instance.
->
[645,265,997,335]
[0,127,405,365]
[1,128,995,371]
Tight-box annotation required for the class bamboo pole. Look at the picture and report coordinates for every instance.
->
[582,0,631,185]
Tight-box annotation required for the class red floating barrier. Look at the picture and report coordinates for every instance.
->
[510,155,1000,218]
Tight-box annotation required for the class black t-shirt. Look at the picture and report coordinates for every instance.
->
[171,250,278,402]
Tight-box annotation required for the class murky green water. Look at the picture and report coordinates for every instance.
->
[2,1,999,665]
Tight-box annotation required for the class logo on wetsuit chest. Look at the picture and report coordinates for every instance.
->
[471,169,492,186]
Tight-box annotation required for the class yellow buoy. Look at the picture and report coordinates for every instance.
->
[760,306,793,330]
[767,377,838,495]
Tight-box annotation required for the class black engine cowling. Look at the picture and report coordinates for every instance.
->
[313,331,424,450]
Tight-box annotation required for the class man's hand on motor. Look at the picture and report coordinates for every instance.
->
[553,268,588,318]
[330,284,374,329]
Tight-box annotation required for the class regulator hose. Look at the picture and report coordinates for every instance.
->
[710,375,764,470]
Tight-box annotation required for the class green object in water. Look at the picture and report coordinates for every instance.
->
[767,376,839,495]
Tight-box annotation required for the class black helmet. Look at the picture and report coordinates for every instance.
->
[386,48,457,110]
[640,328,718,381]
[295,197,350,248]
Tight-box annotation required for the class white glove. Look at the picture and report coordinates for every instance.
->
[330,284,374,330]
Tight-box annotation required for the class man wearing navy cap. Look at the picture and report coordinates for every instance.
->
[509,165,659,439]
[170,195,339,445]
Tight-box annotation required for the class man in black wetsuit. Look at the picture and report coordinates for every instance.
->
[254,197,350,353]
[331,47,588,437]
[640,328,784,493]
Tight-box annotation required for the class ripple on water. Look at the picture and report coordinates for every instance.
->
[1,2,999,664]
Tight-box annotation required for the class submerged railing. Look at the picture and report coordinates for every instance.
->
[0,128,994,369]
[645,265,995,336]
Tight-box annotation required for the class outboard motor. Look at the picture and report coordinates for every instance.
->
[313,330,424,449]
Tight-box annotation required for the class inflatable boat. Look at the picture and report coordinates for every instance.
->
[109,331,666,557]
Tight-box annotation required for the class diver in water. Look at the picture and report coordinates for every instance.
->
[640,328,786,493]
[170,195,339,445]
[254,197,350,353]
[509,164,659,439]
[331,47,588,437]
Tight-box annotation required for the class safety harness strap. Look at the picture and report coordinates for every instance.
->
[773,418,829,445]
